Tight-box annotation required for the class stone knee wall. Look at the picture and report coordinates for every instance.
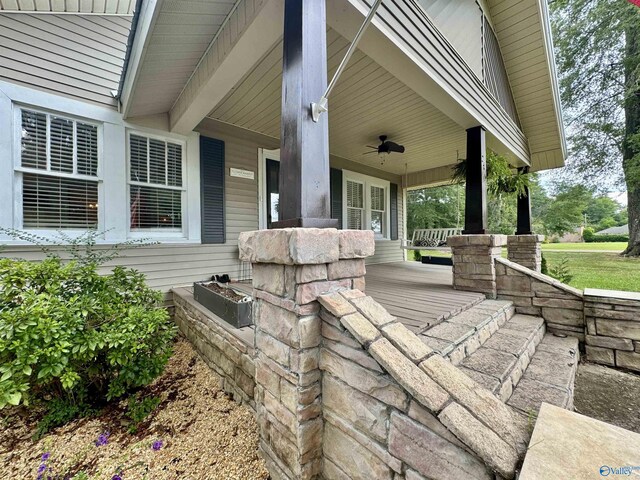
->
[495,258,585,341]
[318,291,530,480]
[172,288,256,408]
[584,289,640,372]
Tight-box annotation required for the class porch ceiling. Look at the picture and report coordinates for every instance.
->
[207,28,467,177]
[0,0,135,13]
[126,0,237,118]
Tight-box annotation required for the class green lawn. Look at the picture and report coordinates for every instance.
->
[541,242,627,252]
[415,244,640,292]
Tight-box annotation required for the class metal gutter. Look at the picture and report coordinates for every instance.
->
[116,0,144,99]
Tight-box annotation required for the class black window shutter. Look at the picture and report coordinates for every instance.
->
[200,136,225,244]
[390,182,398,240]
[330,168,343,229]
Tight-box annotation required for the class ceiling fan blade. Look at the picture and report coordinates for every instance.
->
[361,151,379,156]
[365,145,379,150]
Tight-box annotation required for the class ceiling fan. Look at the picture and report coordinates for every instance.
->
[363,135,406,161]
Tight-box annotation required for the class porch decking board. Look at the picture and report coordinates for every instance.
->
[365,262,485,331]
[226,261,484,336]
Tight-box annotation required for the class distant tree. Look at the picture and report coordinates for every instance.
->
[550,0,640,254]
[542,184,592,236]
[585,196,621,227]
[406,184,464,236]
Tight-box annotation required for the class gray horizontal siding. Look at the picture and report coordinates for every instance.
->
[0,13,130,108]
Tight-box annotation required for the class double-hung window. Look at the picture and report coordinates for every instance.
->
[344,171,390,238]
[128,133,185,233]
[17,108,100,230]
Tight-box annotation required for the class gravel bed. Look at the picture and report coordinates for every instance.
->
[0,339,268,480]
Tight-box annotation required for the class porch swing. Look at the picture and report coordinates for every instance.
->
[401,169,463,253]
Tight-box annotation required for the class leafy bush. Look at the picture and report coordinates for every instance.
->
[0,257,176,410]
[35,397,96,439]
[583,227,628,243]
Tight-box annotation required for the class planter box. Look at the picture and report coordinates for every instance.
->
[193,282,253,328]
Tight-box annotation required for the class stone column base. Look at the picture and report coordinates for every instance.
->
[507,235,544,272]
[448,235,506,298]
[239,228,374,480]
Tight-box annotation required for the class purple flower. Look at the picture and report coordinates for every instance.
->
[38,463,46,474]
[41,452,50,461]
[111,474,122,480]
[95,431,110,447]
[152,440,163,451]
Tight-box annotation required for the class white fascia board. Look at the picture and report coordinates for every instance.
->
[537,0,567,162]
[119,0,163,118]
[169,0,284,135]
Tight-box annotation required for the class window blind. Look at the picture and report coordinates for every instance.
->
[129,134,184,230]
[19,109,99,230]
[346,180,364,230]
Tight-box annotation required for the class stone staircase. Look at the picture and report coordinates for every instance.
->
[416,299,580,416]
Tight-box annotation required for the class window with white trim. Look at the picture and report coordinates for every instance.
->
[343,171,390,239]
[18,108,100,229]
[128,133,185,232]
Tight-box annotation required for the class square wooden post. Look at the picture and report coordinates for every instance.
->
[463,126,487,235]
[274,0,337,228]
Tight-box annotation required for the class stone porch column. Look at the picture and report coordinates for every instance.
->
[238,228,374,480]
[448,234,506,298]
[507,235,544,272]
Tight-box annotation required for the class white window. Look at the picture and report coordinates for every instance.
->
[128,132,185,233]
[343,171,390,239]
[17,108,100,230]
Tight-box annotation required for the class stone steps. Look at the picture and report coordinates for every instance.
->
[507,333,579,415]
[458,314,546,402]
[418,299,515,364]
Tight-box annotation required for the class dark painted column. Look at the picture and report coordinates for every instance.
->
[273,0,337,228]
[463,126,487,234]
[516,167,533,235]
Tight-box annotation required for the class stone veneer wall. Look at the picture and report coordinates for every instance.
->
[238,228,372,480]
[317,291,529,480]
[584,288,640,373]
[495,258,585,341]
[449,234,506,298]
[506,235,543,272]
[172,289,257,408]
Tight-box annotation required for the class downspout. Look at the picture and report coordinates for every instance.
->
[116,0,144,102]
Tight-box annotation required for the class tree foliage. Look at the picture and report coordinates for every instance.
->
[550,0,640,254]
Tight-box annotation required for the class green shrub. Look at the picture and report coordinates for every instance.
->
[126,393,162,433]
[35,397,96,439]
[0,257,176,410]
[584,233,629,243]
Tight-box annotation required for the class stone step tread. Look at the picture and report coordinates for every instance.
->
[417,300,515,363]
[458,314,546,402]
[506,333,580,416]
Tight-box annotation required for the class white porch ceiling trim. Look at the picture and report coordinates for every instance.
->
[169,0,284,135]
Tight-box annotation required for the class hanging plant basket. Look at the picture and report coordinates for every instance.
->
[451,151,529,197]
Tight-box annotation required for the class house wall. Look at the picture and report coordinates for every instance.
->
[0,85,405,298]
[0,13,131,109]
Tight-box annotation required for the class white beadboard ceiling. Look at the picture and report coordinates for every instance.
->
[126,0,238,117]
[0,0,135,14]
[208,28,468,177]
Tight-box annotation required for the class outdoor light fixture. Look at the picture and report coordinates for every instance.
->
[311,0,384,122]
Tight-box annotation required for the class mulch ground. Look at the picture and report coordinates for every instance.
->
[574,361,640,434]
[0,339,269,480]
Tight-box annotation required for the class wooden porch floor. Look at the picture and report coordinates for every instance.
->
[365,262,485,333]
[232,261,485,335]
